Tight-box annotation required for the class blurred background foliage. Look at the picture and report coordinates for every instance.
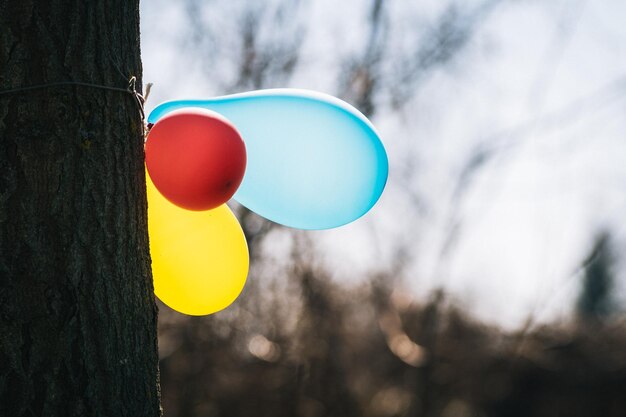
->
[141,0,626,416]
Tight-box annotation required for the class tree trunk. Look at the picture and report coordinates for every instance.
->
[0,1,161,416]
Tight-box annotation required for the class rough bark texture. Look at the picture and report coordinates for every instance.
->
[0,1,161,416]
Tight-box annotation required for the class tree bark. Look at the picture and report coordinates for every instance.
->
[0,1,161,416]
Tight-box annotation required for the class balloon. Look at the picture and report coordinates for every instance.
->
[147,173,249,315]
[148,89,388,230]
[145,108,246,211]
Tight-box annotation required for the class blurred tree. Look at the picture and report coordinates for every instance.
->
[576,231,615,322]
[290,256,360,417]
[0,2,160,416]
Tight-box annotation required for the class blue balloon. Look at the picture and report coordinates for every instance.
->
[148,89,388,230]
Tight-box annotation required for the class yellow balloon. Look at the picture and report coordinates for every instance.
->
[147,173,249,315]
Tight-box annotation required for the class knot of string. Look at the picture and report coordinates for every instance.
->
[0,76,150,137]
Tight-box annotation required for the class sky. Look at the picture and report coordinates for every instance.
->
[140,0,626,328]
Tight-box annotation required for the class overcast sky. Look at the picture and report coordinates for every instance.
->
[141,0,626,328]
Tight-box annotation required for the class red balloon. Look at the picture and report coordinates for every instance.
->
[145,108,247,211]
